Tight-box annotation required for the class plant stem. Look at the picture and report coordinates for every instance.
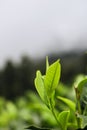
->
[49,99,62,129]
[76,100,82,128]
[77,101,82,114]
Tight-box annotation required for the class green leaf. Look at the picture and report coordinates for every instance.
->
[46,56,49,73]
[74,75,86,87]
[34,71,45,102]
[44,60,61,97]
[57,96,76,111]
[77,114,87,129]
[35,71,50,106]
[75,78,87,113]
[78,78,87,95]
[58,111,70,130]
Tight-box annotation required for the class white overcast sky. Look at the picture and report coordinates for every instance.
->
[0,0,87,65]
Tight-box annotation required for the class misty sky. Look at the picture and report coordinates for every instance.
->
[0,0,87,65]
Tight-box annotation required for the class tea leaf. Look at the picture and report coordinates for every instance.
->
[78,78,87,95]
[44,60,61,97]
[77,114,87,129]
[57,96,76,111]
[58,111,70,130]
[46,56,49,72]
[75,78,87,113]
[35,71,45,102]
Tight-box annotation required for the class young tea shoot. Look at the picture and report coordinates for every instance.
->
[28,57,87,130]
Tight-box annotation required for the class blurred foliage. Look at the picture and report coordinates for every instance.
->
[0,91,56,129]
[0,78,86,130]
[0,82,76,130]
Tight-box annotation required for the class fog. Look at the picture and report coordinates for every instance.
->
[0,0,87,65]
